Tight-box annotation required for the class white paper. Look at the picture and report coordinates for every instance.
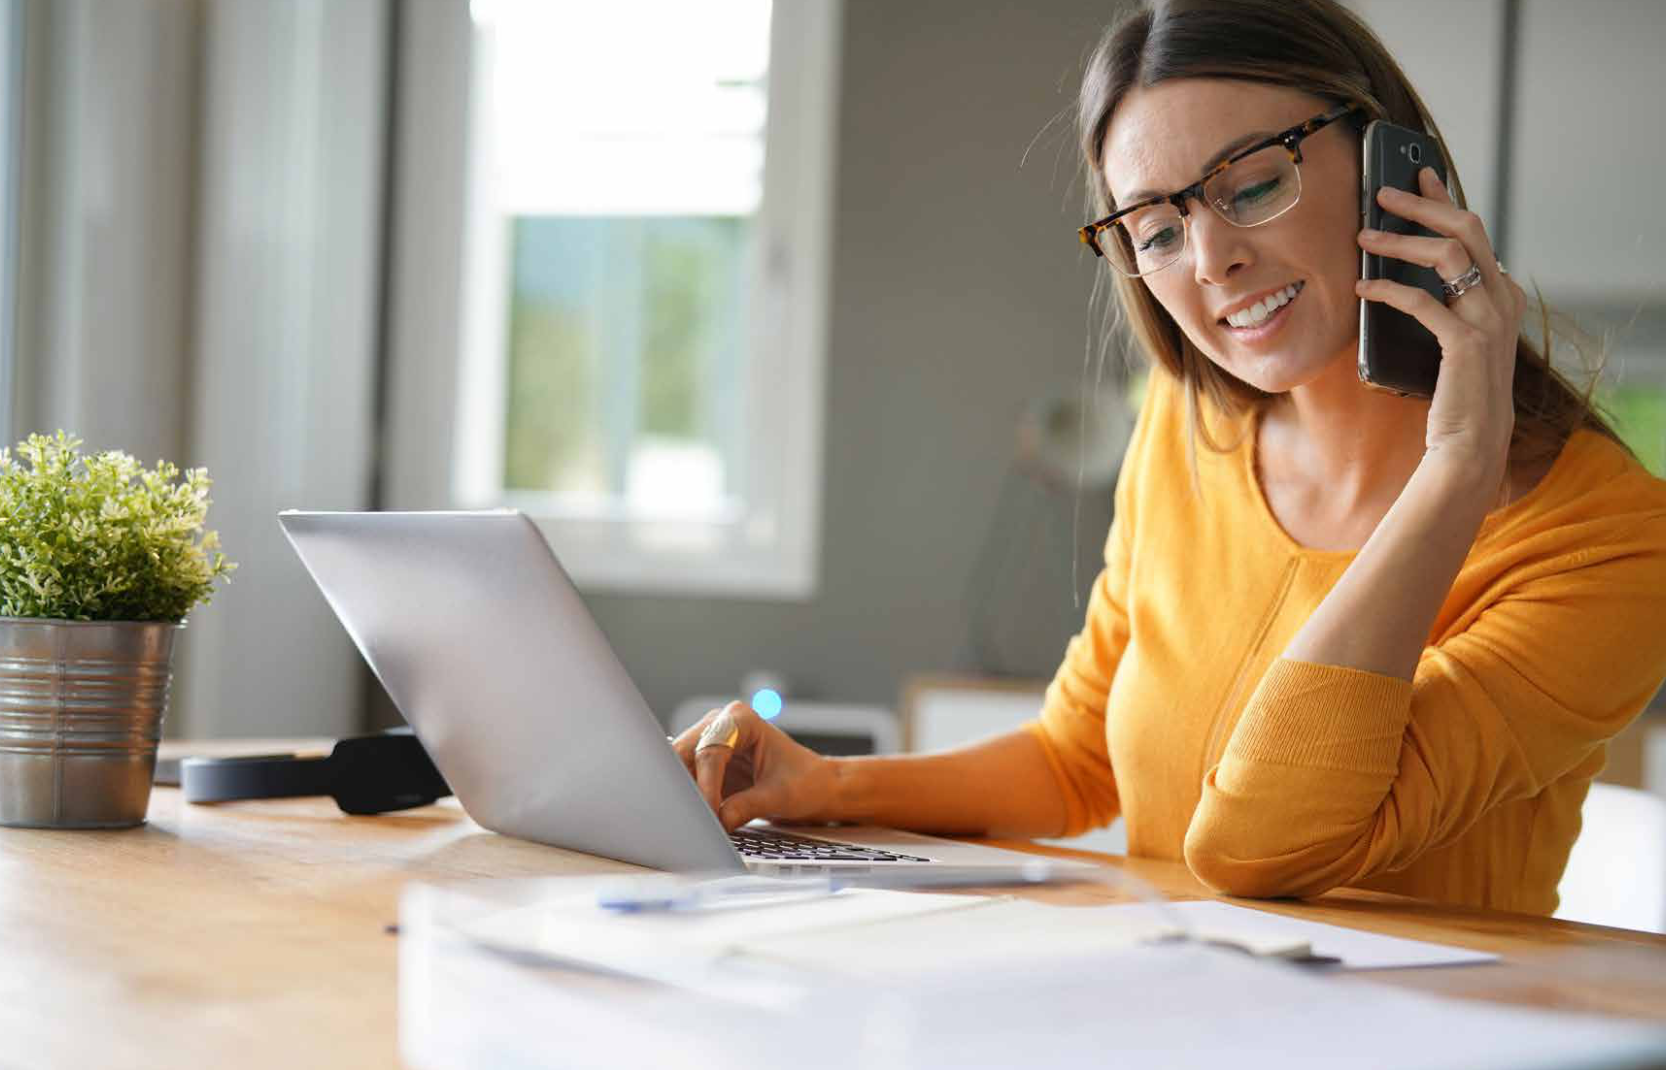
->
[450,875,1491,994]
[457,877,996,999]
[741,897,1297,979]
[401,882,1666,1070]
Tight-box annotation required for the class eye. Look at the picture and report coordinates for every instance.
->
[1231,176,1284,207]
[1137,225,1181,253]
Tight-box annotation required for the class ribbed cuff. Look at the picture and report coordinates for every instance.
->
[1224,658,1412,775]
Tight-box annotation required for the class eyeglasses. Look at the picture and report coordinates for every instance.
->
[1078,103,1363,278]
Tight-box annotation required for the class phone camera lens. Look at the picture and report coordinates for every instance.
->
[1408,143,1422,164]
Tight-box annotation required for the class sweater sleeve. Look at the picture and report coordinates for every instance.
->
[1184,527,1666,899]
[1023,517,1131,837]
[1021,378,1163,838]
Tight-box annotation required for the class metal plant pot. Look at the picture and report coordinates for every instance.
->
[0,618,179,829]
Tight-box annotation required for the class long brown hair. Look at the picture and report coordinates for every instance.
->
[1078,0,1624,473]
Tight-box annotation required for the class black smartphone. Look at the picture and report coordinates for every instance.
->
[1358,120,1449,398]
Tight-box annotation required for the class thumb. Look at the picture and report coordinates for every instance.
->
[718,782,788,832]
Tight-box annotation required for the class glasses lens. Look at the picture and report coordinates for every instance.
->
[1103,203,1185,276]
[1204,145,1300,226]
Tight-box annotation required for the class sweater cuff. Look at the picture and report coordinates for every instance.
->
[1223,658,1412,775]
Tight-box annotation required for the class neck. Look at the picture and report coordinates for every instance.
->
[1261,347,1430,512]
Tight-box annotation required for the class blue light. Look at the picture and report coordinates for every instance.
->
[751,688,783,720]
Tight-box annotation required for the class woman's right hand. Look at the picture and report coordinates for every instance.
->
[671,701,838,832]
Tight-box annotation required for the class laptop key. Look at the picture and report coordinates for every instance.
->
[731,827,933,864]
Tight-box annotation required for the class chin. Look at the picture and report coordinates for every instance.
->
[1201,348,1316,396]
[1209,335,1356,397]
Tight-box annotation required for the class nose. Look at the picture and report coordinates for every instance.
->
[1184,197,1252,286]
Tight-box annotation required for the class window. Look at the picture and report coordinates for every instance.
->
[449,0,840,598]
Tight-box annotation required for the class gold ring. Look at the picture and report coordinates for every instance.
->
[696,714,741,752]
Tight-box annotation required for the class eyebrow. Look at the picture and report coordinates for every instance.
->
[1119,129,1276,206]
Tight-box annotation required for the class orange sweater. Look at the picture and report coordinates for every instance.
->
[1026,370,1666,914]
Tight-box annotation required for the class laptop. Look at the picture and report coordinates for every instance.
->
[277,510,1086,878]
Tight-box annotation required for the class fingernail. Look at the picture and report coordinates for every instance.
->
[1359,228,1380,239]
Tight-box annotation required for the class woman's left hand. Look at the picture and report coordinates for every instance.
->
[1355,166,1528,482]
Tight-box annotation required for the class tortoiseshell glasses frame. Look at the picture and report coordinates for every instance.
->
[1078,103,1365,277]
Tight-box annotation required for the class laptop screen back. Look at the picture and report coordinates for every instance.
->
[278,510,743,873]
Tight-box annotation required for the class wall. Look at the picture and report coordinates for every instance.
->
[1510,0,1666,307]
[1347,0,1666,336]
[578,0,1122,721]
[1345,0,1504,239]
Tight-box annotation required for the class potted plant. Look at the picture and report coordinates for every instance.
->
[0,431,234,828]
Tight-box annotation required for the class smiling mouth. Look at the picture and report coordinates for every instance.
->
[1221,281,1304,329]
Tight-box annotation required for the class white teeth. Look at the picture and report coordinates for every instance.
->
[1226,282,1302,328]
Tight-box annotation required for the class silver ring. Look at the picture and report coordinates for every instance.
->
[1442,263,1483,299]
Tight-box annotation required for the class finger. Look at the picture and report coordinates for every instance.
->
[1358,228,1505,329]
[1417,163,1454,205]
[1508,275,1528,325]
[1378,168,1473,236]
[1357,228,1477,283]
[1355,276,1490,356]
[718,782,787,832]
[1379,170,1498,260]
[693,703,753,815]
[671,708,720,777]
[1378,170,1504,293]
[1417,167,1510,301]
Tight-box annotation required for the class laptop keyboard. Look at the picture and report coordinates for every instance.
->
[730,826,932,864]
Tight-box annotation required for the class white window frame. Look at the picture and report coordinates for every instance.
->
[385,1,839,601]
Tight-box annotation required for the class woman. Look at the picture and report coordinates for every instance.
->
[673,0,1666,915]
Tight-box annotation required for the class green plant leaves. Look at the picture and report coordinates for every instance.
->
[0,431,236,622]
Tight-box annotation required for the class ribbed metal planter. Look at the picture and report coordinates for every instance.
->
[0,618,179,829]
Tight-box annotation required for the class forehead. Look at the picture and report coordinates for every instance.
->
[1102,79,1329,204]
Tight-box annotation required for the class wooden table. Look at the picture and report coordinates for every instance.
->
[3,763,1665,1068]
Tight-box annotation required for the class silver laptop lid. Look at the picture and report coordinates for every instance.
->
[278,510,744,874]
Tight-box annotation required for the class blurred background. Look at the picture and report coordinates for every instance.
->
[0,0,1661,847]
